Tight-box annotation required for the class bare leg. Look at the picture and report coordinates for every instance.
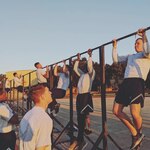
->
[113,102,137,136]
[86,115,91,128]
[130,103,142,134]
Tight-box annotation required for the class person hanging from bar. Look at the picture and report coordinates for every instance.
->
[69,49,95,150]
[34,62,50,87]
[0,90,19,150]
[47,60,70,114]
[34,62,59,111]
[5,77,11,93]
[112,28,150,150]
[13,72,24,93]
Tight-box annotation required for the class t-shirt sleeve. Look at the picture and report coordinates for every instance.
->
[0,104,14,121]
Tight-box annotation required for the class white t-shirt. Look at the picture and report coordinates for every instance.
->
[0,102,14,133]
[19,106,53,150]
[5,79,10,88]
[57,73,69,90]
[13,76,23,87]
[112,45,150,80]
[74,57,95,94]
[36,69,47,83]
[124,52,150,80]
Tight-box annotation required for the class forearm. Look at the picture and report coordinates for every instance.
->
[143,35,150,58]
[63,63,66,72]
[87,57,93,74]
[54,65,58,76]
[112,47,118,63]
[73,61,81,76]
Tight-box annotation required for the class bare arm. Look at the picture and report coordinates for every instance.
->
[43,66,49,78]
[87,49,95,80]
[62,61,66,72]
[73,53,84,76]
[112,39,128,63]
[54,64,58,76]
[137,28,150,58]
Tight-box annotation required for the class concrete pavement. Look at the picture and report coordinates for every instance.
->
[53,96,150,150]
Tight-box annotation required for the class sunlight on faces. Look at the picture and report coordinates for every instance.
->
[34,62,43,69]
[42,87,52,104]
[135,38,143,53]
[37,63,43,69]
[29,85,52,104]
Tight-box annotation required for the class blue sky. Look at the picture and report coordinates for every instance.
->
[0,0,150,74]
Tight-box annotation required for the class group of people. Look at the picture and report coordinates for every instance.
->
[0,28,150,150]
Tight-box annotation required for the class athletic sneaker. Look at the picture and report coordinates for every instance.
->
[130,133,145,150]
[84,128,92,135]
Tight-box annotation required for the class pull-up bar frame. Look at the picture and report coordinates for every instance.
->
[8,26,150,149]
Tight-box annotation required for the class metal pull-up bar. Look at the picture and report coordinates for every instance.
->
[21,26,150,78]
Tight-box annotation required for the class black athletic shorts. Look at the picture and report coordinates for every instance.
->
[76,93,93,115]
[51,88,66,99]
[17,85,24,93]
[0,130,16,150]
[115,78,145,107]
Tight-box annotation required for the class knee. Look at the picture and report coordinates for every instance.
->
[131,111,141,120]
[112,107,120,117]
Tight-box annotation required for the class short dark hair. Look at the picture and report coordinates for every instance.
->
[28,84,46,103]
[135,38,143,43]
[13,72,17,76]
[79,60,88,73]
[66,65,70,70]
[34,62,40,67]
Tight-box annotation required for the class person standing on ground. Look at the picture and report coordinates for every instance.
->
[19,84,53,150]
[112,28,150,149]
[0,90,19,150]
[69,49,95,150]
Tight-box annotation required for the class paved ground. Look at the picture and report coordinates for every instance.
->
[52,95,150,150]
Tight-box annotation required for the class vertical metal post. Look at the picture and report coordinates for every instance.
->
[50,65,54,90]
[27,73,31,110]
[13,81,15,101]
[10,80,12,100]
[22,76,25,115]
[69,58,74,141]
[99,46,108,150]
